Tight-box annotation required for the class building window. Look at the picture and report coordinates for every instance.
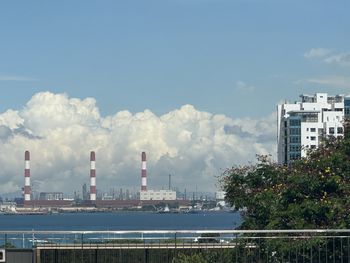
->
[290,128,300,135]
[306,128,309,131]
[303,115,318,122]
[290,119,301,126]
[289,153,301,160]
[289,145,301,152]
[290,137,301,143]
[310,145,316,149]
[329,127,335,134]
[310,128,316,132]
[337,127,343,134]
[310,136,316,141]
[345,107,350,116]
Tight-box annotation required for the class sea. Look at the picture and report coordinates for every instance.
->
[0,211,241,231]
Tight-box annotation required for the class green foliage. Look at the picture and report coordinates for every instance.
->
[0,242,15,248]
[172,250,234,263]
[220,122,350,230]
[172,253,207,263]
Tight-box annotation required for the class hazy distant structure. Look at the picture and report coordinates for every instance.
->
[139,189,176,201]
[141,152,147,191]
[215,191,226,201]
[39,192,63,200]
[18,149,187,209]
[82,183,88,200]
[24,150,31,201]
[119,188,123,200]
[138,151,176,201]
[90,151,96,201]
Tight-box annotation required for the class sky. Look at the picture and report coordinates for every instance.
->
[0,0,349,195]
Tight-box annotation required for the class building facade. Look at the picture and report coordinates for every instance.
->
[39,192,64,201]
[138,190,176,201]
[277,93,350,165]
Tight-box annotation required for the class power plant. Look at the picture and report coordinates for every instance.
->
[21,150,181,209]
[139,152,176,201]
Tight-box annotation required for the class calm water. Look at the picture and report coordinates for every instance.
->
[0,211,241,231]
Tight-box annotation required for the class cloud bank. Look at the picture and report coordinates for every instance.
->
[307,75,350,89]
[0,92,276,195]
[304,48,332,59]
[304,48,350,67]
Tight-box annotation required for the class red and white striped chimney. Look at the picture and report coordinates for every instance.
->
[24,150,31,201]
[90,151,96,201]
[141,152,147,191]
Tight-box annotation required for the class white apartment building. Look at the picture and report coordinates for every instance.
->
[138,190,177,201]
[277,93,350,165]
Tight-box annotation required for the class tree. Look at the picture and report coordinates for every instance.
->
[220,123,350,230]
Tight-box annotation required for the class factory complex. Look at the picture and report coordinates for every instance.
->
[18,150,187,211]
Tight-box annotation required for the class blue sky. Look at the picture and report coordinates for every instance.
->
[1,0,349,118]
[0,1,350,193]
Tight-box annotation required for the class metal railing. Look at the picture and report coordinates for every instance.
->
[1,229,350,262]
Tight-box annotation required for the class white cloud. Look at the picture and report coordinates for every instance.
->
[307,75,350,88]
[304,48,350,67]
[324,53,350,66]
[304,48,332,59]
[235,81,255,92]
[0,92,276,195]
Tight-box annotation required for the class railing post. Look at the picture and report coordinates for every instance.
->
[144,248,149,263]
[175,232,177,248]
[174,232,177,259]
[81,233,84,263]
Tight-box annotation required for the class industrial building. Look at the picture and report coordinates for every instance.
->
[277,93,350,165]
[215,191,226,201]
[39,192,63,201]
[138,151,177,201]
[21,150,183,208]
[138,190,176,201]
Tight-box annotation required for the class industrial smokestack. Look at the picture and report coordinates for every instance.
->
[90,151,96,201]
[141,152,147,191]
[24,150,31,201]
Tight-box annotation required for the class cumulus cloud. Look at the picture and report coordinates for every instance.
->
[235,81,255,92]
[304,48,332,59]
[0,92,276,195]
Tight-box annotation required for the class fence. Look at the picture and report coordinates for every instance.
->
[0,229,350,262]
